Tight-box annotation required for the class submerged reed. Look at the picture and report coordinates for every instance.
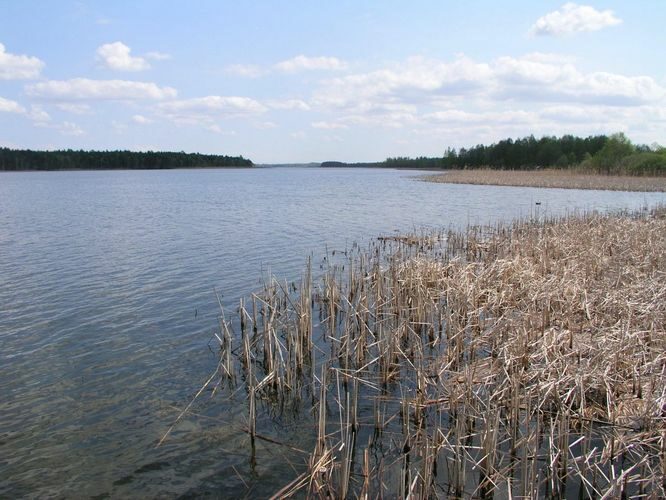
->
[207,205,666,498]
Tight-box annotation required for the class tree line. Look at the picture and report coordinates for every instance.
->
[382,134,666,175]
[0,148,253,171]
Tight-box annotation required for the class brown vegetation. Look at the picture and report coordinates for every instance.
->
[183,206,666,497]
[424,168,666,192]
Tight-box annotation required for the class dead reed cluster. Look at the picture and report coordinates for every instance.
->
[424,169,666,192]
[209,206,666,498]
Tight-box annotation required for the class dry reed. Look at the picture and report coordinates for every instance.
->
[424,168,666,192]
[206,205,666,498]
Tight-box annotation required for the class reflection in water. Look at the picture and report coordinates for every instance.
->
[0,167,663,497]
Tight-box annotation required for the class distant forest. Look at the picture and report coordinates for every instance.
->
[324,134,666,176]
[0,148,253,171]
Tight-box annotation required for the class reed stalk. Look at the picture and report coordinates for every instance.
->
[203,204,666,498]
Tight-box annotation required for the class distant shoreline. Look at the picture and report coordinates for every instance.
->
[0,148,253,171]
[422,168,666,192]
[0,165,255,173]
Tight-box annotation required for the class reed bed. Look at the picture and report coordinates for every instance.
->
[206,206,666,498]
[424,168,666,192]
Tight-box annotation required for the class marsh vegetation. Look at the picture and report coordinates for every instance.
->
[423,169,666,192]
[194,205,666,498]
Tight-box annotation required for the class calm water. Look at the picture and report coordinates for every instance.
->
[1,167,663,497]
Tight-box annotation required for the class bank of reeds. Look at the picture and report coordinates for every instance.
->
[424,168,666,192]
[211,205,666,498]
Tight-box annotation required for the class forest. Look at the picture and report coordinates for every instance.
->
[0,148,253,171]
[327,134,666,176]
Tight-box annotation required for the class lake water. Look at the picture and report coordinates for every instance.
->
[1,167,663,497]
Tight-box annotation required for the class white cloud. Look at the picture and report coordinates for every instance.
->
[530,3,622,36]
[159,96,267,115]
[0,97,52,124]
[26,105,51,123]
[157,95,267,126]
[314,53,665,118]
[494,56,578,85]
[494,55,664,104]
[305,52,666,145]
[274,55,348,73]
[60,121,85,136]
[0,96,25,114]
[0,43,44,79]
[35,120,85,136]
[314,56,492,110]
[56,103,92,114]
[225,64,265,78]
[266,98,311,111]
[290,131,307,139]
[97,42,150,71]
[26,78,177,100]
[132,114,152,124]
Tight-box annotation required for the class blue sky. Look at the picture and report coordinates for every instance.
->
[1,1,664,162]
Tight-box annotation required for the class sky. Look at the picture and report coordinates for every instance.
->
[1,1,665,163]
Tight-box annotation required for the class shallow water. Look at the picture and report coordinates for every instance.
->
[0,167,663,497]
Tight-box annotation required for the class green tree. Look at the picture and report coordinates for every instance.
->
[590,133,635,174]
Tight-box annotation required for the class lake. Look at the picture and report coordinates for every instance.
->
[1,167,663,497]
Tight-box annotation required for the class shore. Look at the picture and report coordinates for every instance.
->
[423,168,666,192]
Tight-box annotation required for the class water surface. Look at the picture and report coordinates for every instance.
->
[0,167,663,497]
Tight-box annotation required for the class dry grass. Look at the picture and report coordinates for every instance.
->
[200,205,666,498]
[424,168,666,192]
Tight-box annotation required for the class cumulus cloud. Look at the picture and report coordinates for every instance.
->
[493,55,664,104]
[313,54,665,120]
[0,43,44,79]
[97,42,150,71]
[0,97,85,136]
[314,56,492,111]
[26,78,177,100]
[157,95,267,126]
[0,96,26,114]
[306,52,666,143]
[274,55,348,73]
[530,3,622,36]
[0,96,53,124]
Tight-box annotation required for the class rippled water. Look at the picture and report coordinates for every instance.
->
[1,167,663,497]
